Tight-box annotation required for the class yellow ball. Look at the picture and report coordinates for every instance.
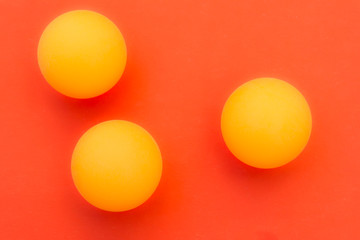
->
[71,120,162,212]
[38,10,127,98]
[221,78,312,169]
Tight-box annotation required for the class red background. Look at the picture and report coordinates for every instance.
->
[1,0,360,239]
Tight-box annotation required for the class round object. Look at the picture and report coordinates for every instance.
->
[71,120,162,212]
[221,78,312,169]
[38,10,127,98]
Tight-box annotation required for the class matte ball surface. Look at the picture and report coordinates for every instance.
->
[221,78,312,169]
[71,120,162,212]
[38,10,127,98]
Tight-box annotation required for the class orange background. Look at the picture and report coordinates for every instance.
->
[1,0,360,239]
